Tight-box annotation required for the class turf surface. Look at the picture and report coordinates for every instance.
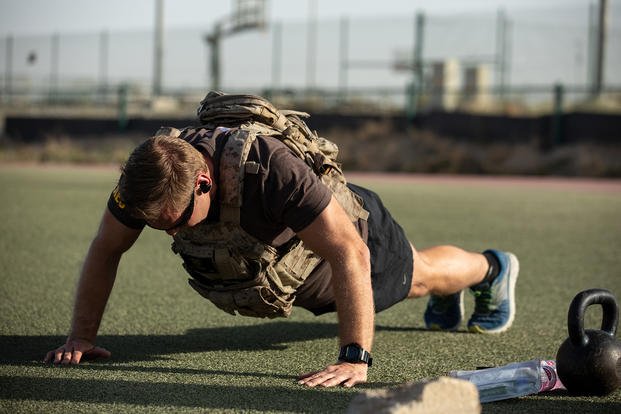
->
[0,165,620,413]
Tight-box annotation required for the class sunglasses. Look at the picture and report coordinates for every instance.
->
[147,190,196,232]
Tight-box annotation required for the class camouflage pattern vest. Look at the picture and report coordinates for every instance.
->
[165,91,368,318]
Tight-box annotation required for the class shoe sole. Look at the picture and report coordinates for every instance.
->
[426,290,465,331]
[468,252,519,334]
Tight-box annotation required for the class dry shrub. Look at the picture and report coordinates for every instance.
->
[327,120,485,174]
[1,123,619,177]
[324,120,621,177]
[0,134,143,165]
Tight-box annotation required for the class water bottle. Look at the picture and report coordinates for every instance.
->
[448,359,565,403]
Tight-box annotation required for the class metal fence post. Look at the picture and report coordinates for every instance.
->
[551,83,564,146]
[4,36,13,104]
[306,0,318,94]
[407,11,425,123]
[49,33,60,104]
[496,9,508,102]
[270,20,282,97]
[205,23,222,91]
[338,16,349,104]
[118,83,129,131]
[593,0,608,98]
[98,30,109,104]
[152,0,164,97]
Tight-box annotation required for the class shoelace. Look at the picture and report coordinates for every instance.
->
[472,289,493,314]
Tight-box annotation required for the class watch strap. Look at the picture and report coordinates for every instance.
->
[338,343,373,367]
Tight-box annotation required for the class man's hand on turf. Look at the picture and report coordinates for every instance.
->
[44,338,111,365]
[298,361,368,388]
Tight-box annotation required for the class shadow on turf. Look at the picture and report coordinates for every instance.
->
[2,322,620,413]
[0,375,356,412]
[2,321,484,368]
[1,321,342,364]
[0,322,391,411]
[1,376,619,413]
[1,321,473,366]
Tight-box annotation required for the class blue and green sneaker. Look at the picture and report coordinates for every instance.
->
[424,291,464,331]
[468,250,519,334]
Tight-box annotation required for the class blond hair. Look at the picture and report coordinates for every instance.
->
[118,135,208,222]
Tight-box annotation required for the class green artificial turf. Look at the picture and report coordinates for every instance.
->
[0,165,620,413]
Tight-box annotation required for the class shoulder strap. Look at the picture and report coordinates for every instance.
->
[218,129,259,224]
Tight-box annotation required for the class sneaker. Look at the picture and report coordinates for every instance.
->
[468,250,519,334]
[424,291,464,331]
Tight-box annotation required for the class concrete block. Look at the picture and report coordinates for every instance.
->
[347,376,480,414]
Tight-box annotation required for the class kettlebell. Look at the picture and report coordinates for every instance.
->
[556,288,621,396]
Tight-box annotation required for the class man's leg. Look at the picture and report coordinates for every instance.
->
[407,245,488,298]
[407,244,519,333]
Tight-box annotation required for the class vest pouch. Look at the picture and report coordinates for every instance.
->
[187,268,294,318]
[268,239,322,292]
[179,247,256,286]
[232,286,293,318]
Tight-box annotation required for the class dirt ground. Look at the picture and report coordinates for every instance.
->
[347,172,621,194]
[2,162,620,194]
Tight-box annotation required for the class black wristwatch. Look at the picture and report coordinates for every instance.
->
[338,343,373,367]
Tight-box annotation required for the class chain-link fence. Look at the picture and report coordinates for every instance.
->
[1,4,619,114]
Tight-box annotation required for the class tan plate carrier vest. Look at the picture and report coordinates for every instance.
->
[165,91,369,318]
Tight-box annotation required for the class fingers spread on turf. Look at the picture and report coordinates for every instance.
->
[298,362,367,388]
[71,349,83,364]
[52,348,65,364]
[61,349,73,365]
[44,340,110,366]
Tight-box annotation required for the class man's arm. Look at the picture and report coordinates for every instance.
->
[44,208,142,364]
[296,196,374,388]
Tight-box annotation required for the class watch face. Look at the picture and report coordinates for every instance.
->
[339,343,371,366]
[346,346,360,360]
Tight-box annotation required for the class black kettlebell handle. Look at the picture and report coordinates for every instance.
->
[568,288,619,348]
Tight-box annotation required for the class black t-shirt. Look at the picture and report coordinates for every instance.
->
[107,128,344,311]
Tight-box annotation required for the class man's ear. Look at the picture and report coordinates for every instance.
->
[199,180,212,194]
[197,173,212,194]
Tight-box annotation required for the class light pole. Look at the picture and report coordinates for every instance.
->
[153,0,164,97]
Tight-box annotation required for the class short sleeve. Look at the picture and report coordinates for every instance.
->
[262,146,332,232]
[107,186,146,229]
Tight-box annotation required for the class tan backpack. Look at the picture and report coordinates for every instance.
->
[195,90,368,221]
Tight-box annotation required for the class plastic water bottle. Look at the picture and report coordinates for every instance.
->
[449,359,565,403]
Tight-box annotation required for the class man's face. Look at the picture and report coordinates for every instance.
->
[147,175,213,235]
[150,190,196,234]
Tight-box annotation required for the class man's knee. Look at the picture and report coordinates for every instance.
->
[408,245,433,298]
[408,281,429,298]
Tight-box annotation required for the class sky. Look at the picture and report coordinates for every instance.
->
[0,0,591,36]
